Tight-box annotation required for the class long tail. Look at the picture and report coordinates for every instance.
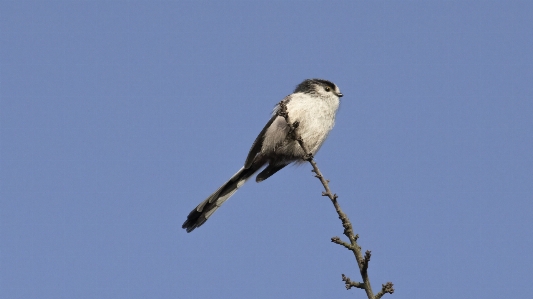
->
[182,163,262,233]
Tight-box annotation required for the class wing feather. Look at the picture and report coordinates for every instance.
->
[244,96,291,169]
[244,114,276,168]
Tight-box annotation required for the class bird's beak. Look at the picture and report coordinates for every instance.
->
[337,93,343,98]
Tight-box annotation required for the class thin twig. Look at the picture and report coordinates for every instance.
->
[375,282,395,299]
[362,250,371,275]
[342,274,365,290]
[277,100,394,299]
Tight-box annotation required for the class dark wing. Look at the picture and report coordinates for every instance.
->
[255,163,288,182]
[244,96,291,169]
[244,114,277,169]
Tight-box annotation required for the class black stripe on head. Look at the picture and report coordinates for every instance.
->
[294,79,336,94]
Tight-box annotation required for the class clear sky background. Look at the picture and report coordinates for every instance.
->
[1,1,532,298]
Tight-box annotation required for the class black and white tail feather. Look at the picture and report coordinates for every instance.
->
[182,79,343,232]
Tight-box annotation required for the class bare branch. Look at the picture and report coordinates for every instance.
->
[277,100,394,299]
[331,236,353,250]
[342,274,365,290]
[375,282,395,299]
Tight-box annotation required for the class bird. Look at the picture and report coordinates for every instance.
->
[183,79,343,232]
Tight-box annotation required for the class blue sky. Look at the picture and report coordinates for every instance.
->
[1,1,532,298]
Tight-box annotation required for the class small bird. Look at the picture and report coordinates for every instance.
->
[183,79,343,232]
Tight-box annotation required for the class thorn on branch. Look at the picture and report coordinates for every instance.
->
[342,274,365,290]
[292,121,299,129]
[374,282,395,299]
[303,153,313,161]
[287,121,299,137]
[361,250,371,274]
[276,103,288,118]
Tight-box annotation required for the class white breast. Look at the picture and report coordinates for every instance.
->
[287,94,339,153]
[260,93,340,159]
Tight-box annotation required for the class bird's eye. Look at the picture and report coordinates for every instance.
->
[325,86,331,92]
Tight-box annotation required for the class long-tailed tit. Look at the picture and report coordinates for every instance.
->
[183,79,343,232]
